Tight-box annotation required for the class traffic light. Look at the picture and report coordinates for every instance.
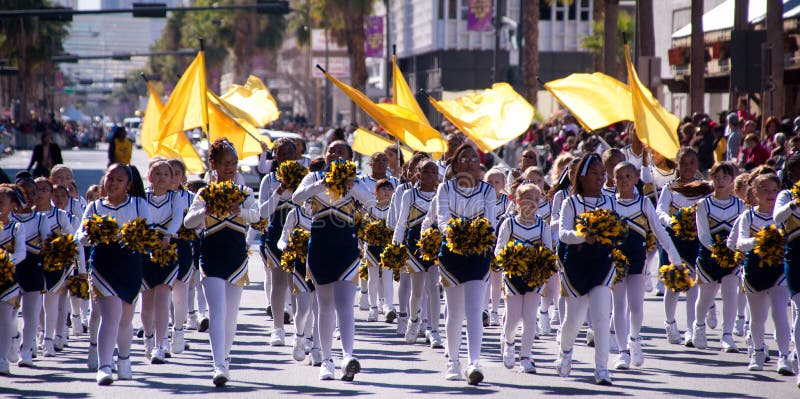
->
[38,6,72,22]
[132,3,167,18]
[257,0,290,15]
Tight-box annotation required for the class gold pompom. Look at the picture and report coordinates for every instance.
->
[120,217,159,254]
[176,225,198,241]
[65,275,90,300]
[250,218,270,233]
[0,248,14,284]
[363,219,392,247]
[791,182,800,204]
[646,231,655,252]
[753,224,785,268]
[418,227,443,261]
[658,263,695,292]
[280,228,310,273]
[445,217,496,256]
[276,161,308,192]
[670,205,697,241]
[358,259,369,281]
[611,248,630,284]
[200,181,247,218]
[150,243,178,267]
[42,232,78,272]
[495,241,558,288]
[575,209,628,246]
[323,158,357,200]
[380,243,409,271]
[83,214,120,246]
[710,233,737,269]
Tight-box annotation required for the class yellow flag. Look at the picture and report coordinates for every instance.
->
[352,128,413,160]
[141,82,164,158]
[429,83,534,152]
[206,90,267,159]
[392,56,430,126]
[625,44,681,160]
[544,73,633,132]
[322,69,447,153]
[159,51,208,141]
[221,75,280,127]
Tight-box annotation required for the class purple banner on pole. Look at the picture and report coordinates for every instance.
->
[467,0,493,32]
[365,16,384,58]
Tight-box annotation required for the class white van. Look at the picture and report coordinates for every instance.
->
[123,117,142,148]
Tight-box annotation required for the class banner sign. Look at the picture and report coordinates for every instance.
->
[365,16,384,58]
[467,0,493,32]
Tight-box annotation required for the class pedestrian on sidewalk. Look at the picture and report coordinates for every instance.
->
[27,132,62,178]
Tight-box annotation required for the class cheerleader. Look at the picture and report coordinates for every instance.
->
[140,160,184,364]
[436,144,496,385]
[51,184,83,343]
[393,159,439,345]
[484,168,507,327]
[732,173,752,337]
[496,182,551,374]
[77,163,149,385]
[774,154,800,387]
[656,147,711,346]
[0,185,25,375]
[184,180,208,332]
[694,162,744,352]
[612,162,682,369]
[50,165,87,220]
[166,158,193,354]
[184,138,259,386]
[600,149,626,196]
[437,134,465,180]
[257,138,298,346]
[292,140,372,381]
[735,173,793,375]
[11,175,51,368]
[33,178,85,357]
[556,153,615,385]
[364,179,396,322]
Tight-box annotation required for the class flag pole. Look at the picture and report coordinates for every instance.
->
[391,44,402,171]
[199,38,210,170]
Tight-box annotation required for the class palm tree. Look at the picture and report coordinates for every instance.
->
[603,0,619,77]
[690,0,704,113]
[731,0,749,109]
[521,0,539,106]
[766,0,784,117]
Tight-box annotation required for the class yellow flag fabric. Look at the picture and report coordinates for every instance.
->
[141,82,164,158]
[543,73,633,132]
[159,51,208,140]
[207,90,266,159]
[322,70,446,153]
[221,75,280,127]
[429,83,534,152]
[352,128,413,160]
[392,56,430,126]
[625,44,681,160]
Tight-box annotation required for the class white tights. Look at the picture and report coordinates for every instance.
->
[268,268,291,329]
[202,277,243,368]
[444,280,486,364]
[792,293,800,359]
[20,291,42,353]
[560,285,611,370]
[409,268,440,331]
[368,266,394,311]
[96,296,135,368]
[695,273,739,334]
[746,286,791,356]
[88,299,100,345]
[664,283,698,330]
[539,274,560,314]
[316,280,356,360]
[70,296,90,323]
[172,280,189,331]
[294,292,313,338]
[398,272,411,316]
[43,292,62,341]
[485,271,501,313]
[140,285,171,345]
[188,275,207,317]
[0,301,13,360]
[503,291,540,359]
[612,274,646,349]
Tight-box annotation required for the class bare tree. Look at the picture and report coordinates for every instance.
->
[690,0,704,113]
[766,0,784,117]
[521,0,539,106]
[603,0,619,77]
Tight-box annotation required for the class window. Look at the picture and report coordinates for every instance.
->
[540,1,551,21]
[439,0,444,19]
[449,0,457,19]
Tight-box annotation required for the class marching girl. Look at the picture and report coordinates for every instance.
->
[600,149,626,197]
[435,144,496,385]
[166,158,193,354]
[140,160,185,364]
[547,156,579,338]
[50,165,87,220]
[0,185,26,375]
[694,162,744,352]
[77,163,150,385]
[257,138,298,346]
[555,153,616,385]
[484,168,507,327]
[364,179,396,323]
[773,154,800,387]
[496,182,551,374]
[731,172,752,338]
[292,140,373,381]
[656,147,711,346]
[184,138,260,386]
[392,159,439,345]
[612,162,682,370]
[12,175,51,367]
[735,173,793,375]
[51,184,83,344]
[33,178,85,357]
[184,180,208,332]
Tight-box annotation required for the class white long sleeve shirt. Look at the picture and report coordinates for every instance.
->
[0,219,27,264]
[616,195,682,265]
[77,196,152,246]
[183,186,259,230]
[656,185,706,227]
[695,196,745,251]
[735,208,776,252]
[291,171,372,223]
[392,188,434,244]
[435,180,497,233]
[558,194,615,245]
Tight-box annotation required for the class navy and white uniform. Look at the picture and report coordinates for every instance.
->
[277,205,314,293]
[388,181,413,231]
[536,197,555,247]
[558,194,617,297]
[774,190,800,297]
[292,170,374,286]
[696,196,745,283]
[357,174,400,211]
[656,184,707,266]
[66,196,86,221]
[494,215,551,295]
[0,220,26,304]
[435,179,497,287]
[494,194,509,226]
[173,189,195,282]
[258,170,295,270]
[12,211,50,293]
[392,187,436,273]
[142,190,184,289]
[42,206,85,292]
[550,189,570,263]
[77,196,150,304]
[363,204,390,268]
[736,209,785,293]
[616,195,681,275]
[184,184,259,287]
